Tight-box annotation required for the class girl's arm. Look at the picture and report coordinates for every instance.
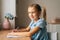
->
[12,26,30,32]
[29,27,40,36]
[9,27,39,37]
[18,27,40,37]
[19,26,30,32]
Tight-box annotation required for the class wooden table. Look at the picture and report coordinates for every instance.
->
[0,30,31,40]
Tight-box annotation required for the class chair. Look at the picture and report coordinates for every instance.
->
[48,32,57,40]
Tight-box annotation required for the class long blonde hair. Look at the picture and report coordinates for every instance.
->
[42,6,46,21]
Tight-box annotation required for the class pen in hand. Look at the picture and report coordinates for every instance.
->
[12,27,19,32]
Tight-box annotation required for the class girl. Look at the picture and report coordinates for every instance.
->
[9,4,48,40]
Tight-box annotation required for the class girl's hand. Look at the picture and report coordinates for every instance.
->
[12,29,18,32]
[12,29,22,32]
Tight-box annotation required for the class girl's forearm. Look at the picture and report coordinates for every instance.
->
[8,32,32,37]
[13,28,30,32]
[16,26,30,32]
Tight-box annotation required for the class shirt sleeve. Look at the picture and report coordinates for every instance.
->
[36,19,47,29]
[29,20,33,27]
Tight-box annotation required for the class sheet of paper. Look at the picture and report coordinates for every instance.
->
[7,35,19,38]
[7,33,26,38]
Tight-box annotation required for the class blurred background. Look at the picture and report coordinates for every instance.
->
[0,0,60,40]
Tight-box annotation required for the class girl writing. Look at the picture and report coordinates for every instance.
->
[9,4,48,40]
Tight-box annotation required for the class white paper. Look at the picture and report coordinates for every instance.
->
[7,33,26,38]
[7,35,19,38]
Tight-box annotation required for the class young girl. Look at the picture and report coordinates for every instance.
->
[9,4,48,40]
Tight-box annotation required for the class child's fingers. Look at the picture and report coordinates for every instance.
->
[12,29,18,32]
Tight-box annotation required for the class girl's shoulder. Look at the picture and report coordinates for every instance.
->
[38,18,45,22]
[38,18,47,24]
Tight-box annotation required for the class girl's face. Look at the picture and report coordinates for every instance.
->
[28,7,40,20]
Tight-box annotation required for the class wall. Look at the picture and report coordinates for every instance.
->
[16,0,60,26]
[0,0,1,23]
[1,0,16,29]
[16,0,60,40]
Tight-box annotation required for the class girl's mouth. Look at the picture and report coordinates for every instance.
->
[31,16,34,18]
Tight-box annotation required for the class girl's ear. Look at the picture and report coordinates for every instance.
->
[42,6,46,20]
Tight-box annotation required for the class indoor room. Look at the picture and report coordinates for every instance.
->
[0,0,60,40]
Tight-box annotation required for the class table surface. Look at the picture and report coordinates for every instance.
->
[0,30,31,40]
